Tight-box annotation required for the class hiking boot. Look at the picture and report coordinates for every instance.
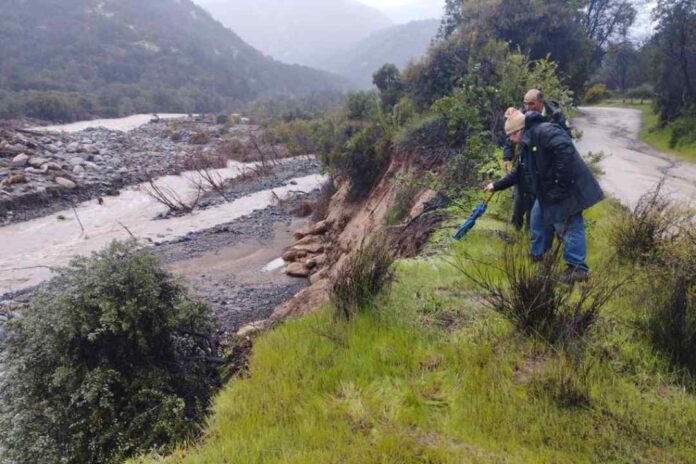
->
[560,266,589,285]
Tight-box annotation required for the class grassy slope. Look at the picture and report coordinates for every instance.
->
[134,197,696,463]
[589,99,696,162]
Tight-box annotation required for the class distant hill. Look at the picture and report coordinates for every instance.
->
[0,0,346,121]
[194,0,393,68]
[327,20,440,88]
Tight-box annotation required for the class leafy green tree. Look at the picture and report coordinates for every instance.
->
[373,63,403,111]
[652,0,696,120]
[0,241,219,464]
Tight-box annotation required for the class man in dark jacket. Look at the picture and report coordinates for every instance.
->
[487,109,604,282]
[503,89,571,230]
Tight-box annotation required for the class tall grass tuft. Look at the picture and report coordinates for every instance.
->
[643,228,696,376]
[458,242,620,345]
[330,236,395,320]
[609,182,689,263]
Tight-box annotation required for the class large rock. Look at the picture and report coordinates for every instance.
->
[28,157,48,168]
[286,262,311,278]
[66,142,81,153]
[282,248,308,262]
[69,157,85,166]
[55,177,77,189]
[290,235,326,254]
[294,219,332,240]
[12,153,29,167]
[72,165,86,176]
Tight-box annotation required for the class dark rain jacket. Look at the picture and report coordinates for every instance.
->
[502,100,570,162]
[493,112,604,225]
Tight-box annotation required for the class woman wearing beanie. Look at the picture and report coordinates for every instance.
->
[486,108,604,283]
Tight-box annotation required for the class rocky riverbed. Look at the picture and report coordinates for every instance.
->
[0,115,267,224]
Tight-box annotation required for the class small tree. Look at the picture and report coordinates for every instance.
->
[0,241,219,464]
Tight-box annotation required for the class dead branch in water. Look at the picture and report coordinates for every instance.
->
[71,206,85,234]
[145,173,202,214]
[116,220,136,239]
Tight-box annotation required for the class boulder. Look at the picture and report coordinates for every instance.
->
[293,219,331,240]
[41,162,62,171]
[66,142,81,153]
[286,262,311,278]
[28,157,48,168]
[55,177,77,189]
[296,234,324,247]
[282,248,308,262]
[72,165,85,176]
[12,153,29,167]
[69,157,85,166]
[293,242,325,254]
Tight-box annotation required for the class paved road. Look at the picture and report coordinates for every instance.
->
[574,106,696,209]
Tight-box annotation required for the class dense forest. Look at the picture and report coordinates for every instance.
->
[0,0,346,122]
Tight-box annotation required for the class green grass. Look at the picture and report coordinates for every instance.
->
[587,99,696,163]
[132,198,696,463]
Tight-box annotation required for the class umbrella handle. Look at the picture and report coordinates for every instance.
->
[483,192,496,206]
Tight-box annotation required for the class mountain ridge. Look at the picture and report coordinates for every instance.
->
[0,0,346,121]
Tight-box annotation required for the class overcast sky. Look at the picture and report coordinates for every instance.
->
[359,0,445,22]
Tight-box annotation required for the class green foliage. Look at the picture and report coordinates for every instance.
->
[345,91,380,121]
[330,236,395,320]
[652,0,696,122]
[668,105,696,148]
[583,83,612,104]
[625,84,655,103]
[0,241,219,464]
[268,119,320,156]
[315,92,391,201]
[372,64,403,112]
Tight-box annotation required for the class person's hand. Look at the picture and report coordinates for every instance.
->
[503,161,511,173]
[485,183,495,193]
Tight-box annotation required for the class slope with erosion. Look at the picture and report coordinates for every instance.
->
[133,145,696,461]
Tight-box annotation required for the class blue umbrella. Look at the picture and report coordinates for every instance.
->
[454,193,495,240]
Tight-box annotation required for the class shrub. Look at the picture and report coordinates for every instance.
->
[312,178,337,222]
[609,184,689,264]
[645,270,696,375]
[385,170,422,225]
[625,84,654,104]
[334,122,390,201]
[190,131,211,145]
[668,105,696,148]
[642,224,696,375]
[215,113,229,125]
[268,119,317,156]
[583,83,612,104]
[331,236,395,320]
[0,241,219,464]
[458,243,618,345]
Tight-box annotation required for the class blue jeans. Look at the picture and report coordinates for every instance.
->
[530,200,589,272]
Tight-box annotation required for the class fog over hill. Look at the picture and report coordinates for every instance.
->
[327,19,440,88]
[194,0,394,68]
[0,0,346,121]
